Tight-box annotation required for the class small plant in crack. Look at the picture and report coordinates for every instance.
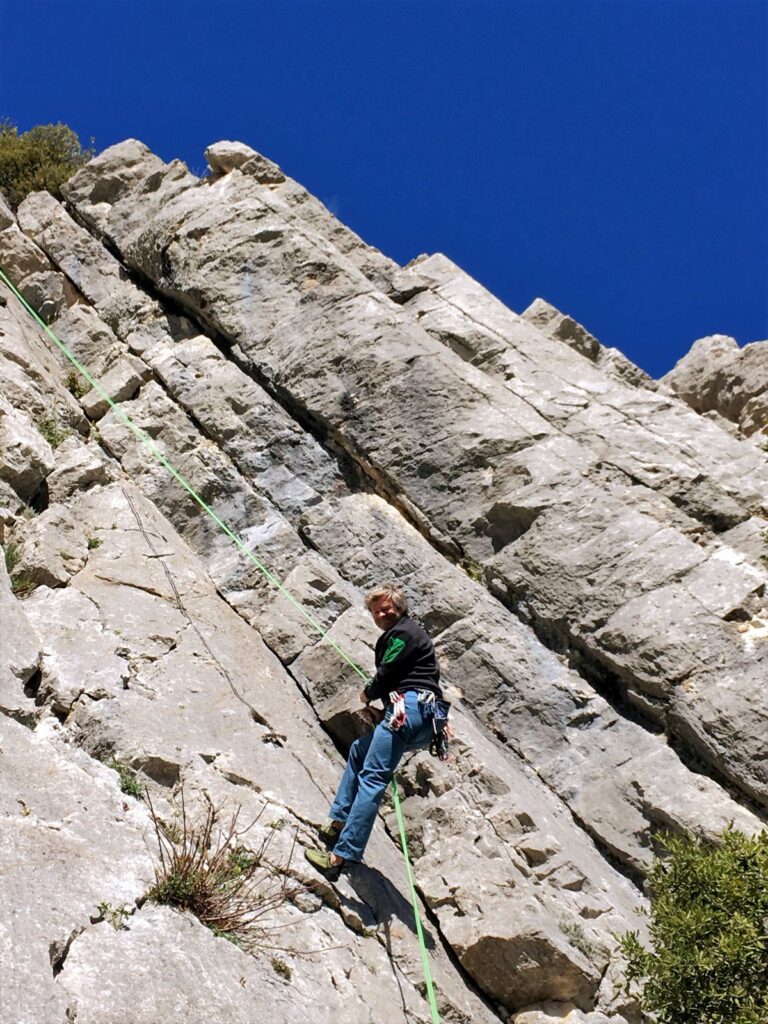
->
[87,536,102,550]
[10,571,37,597]
[97,901,131,930]
[228,846,258,875]
[4,542,20,575]
[271,957,292,981]
[159,818,183,845]
[36,411,69,448]
[108,758,144,797]
[210,924,242,946]
[559,917,601,959]
[65,369,89,399]
[145,789,308,953]
[459,556,485,583]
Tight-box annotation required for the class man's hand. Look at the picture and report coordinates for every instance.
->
[359,689,370,705]
[361,704,384,727]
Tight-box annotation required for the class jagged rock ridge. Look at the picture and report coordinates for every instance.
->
[0,139,766,1024]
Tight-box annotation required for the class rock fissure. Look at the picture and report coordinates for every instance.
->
[49,925,87,978]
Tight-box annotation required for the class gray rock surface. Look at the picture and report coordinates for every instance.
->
[57,902,436,1024]
[205,139,286,183]
[0,396,55,500]
[661,333,768,438]
[57,144,768,809]
[521,296,655,389]
[80,353,148,419]
[0,551,41,724]
[0,138,766,1023]
[0,323,494,1022]
[0,716,154,1024]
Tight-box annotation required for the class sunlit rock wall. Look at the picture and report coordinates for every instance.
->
[1,140,765,1024]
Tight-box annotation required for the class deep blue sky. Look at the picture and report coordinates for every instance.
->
[1,0,766,377]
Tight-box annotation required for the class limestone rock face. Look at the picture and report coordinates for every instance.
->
[205,139,286,182]
[56,143,767,806]
[0,396,55,499]
[521,296,655,389]
[661,333,768,438]
[0,140,765,1024]
[0,716,155,1024]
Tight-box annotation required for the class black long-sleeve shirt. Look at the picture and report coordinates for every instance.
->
[364,614,442,704]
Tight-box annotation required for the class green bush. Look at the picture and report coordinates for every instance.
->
[0,119,94,210]
[146,790,307,952]
[621,828,768,1023]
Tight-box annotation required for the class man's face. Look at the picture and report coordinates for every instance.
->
[369,595,402,632]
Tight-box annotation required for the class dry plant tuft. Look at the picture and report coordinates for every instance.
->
[146,789,307,952]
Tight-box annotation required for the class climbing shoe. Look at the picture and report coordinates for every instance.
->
[317,821,343,848]
[304,847,345,881]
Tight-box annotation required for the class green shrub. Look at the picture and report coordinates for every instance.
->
[621,828,768,1023]
[0,119,94,210]
[146,790,306,952]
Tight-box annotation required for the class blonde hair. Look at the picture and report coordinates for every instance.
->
[364,584,408,614]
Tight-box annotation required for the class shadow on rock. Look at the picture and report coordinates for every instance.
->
[346,863,436,950]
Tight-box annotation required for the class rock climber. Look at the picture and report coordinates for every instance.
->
[304,583,445,879]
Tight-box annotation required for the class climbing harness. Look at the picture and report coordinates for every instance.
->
[387,689,453,762]
[0,267,442,1024]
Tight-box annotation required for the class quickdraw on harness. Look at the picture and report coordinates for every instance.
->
[388,689,452,762]
[389,690,408,730]
[428,699,452,762]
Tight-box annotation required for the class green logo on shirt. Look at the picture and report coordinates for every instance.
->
[382,637,405,664]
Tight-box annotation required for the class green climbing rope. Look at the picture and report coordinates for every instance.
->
[0,266,441,1024]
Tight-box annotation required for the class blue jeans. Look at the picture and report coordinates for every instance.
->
[330,690,435,862]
